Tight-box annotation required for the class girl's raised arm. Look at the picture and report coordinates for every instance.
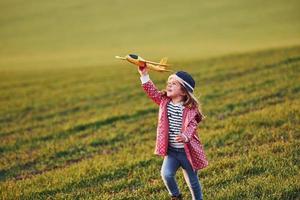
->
[138,66,164,106]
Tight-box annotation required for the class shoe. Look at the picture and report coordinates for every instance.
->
[171,194,182,200]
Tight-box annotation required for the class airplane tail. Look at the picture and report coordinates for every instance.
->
[151,57,172,72]
[159,57,168,66]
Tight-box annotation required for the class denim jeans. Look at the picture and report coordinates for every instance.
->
[161,146,203,200]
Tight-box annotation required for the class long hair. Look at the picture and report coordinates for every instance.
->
[161,75,205,123]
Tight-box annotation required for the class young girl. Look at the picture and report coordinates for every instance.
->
[138,65,208,200]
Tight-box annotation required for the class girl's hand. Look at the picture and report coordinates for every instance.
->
[175,134,188,143]
[138,62,148,76]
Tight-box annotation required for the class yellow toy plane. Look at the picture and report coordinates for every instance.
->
[115,54,173,72]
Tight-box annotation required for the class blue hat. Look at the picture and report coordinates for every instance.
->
[175,71,195,93]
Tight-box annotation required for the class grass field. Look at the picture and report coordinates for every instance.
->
[0,0,300,68]
[0,0,300,199]
[0,45,299,199]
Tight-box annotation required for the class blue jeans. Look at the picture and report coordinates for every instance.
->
[161,147,203,200]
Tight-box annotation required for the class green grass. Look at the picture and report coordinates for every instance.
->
[0,45,299,199]
[0,0,299,68]
[0,0,300,199]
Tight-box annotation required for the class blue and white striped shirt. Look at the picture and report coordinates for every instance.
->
[167,101,185,148]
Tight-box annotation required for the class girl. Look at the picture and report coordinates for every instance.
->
[138,65,208,200]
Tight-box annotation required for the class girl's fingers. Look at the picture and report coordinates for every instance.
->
[141,62,147,68]
[175,136,184,142]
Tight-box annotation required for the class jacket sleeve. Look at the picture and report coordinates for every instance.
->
[140,74,164,106]
[182,117,199,142]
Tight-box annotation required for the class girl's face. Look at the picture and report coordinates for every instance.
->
[166,77,186,99]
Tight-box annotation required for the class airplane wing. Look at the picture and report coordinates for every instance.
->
[144,60,170,67]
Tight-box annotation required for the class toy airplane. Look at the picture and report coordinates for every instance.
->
[115,54,173,72]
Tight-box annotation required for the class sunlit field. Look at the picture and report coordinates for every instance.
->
[0,0,299,69]
[0,0,299,199]
[0,45,299,199]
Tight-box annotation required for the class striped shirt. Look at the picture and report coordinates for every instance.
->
[167,101,184,148]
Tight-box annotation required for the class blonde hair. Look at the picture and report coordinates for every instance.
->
[161,75,205,122]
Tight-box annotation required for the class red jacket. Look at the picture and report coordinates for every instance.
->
[142,79,208,170]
